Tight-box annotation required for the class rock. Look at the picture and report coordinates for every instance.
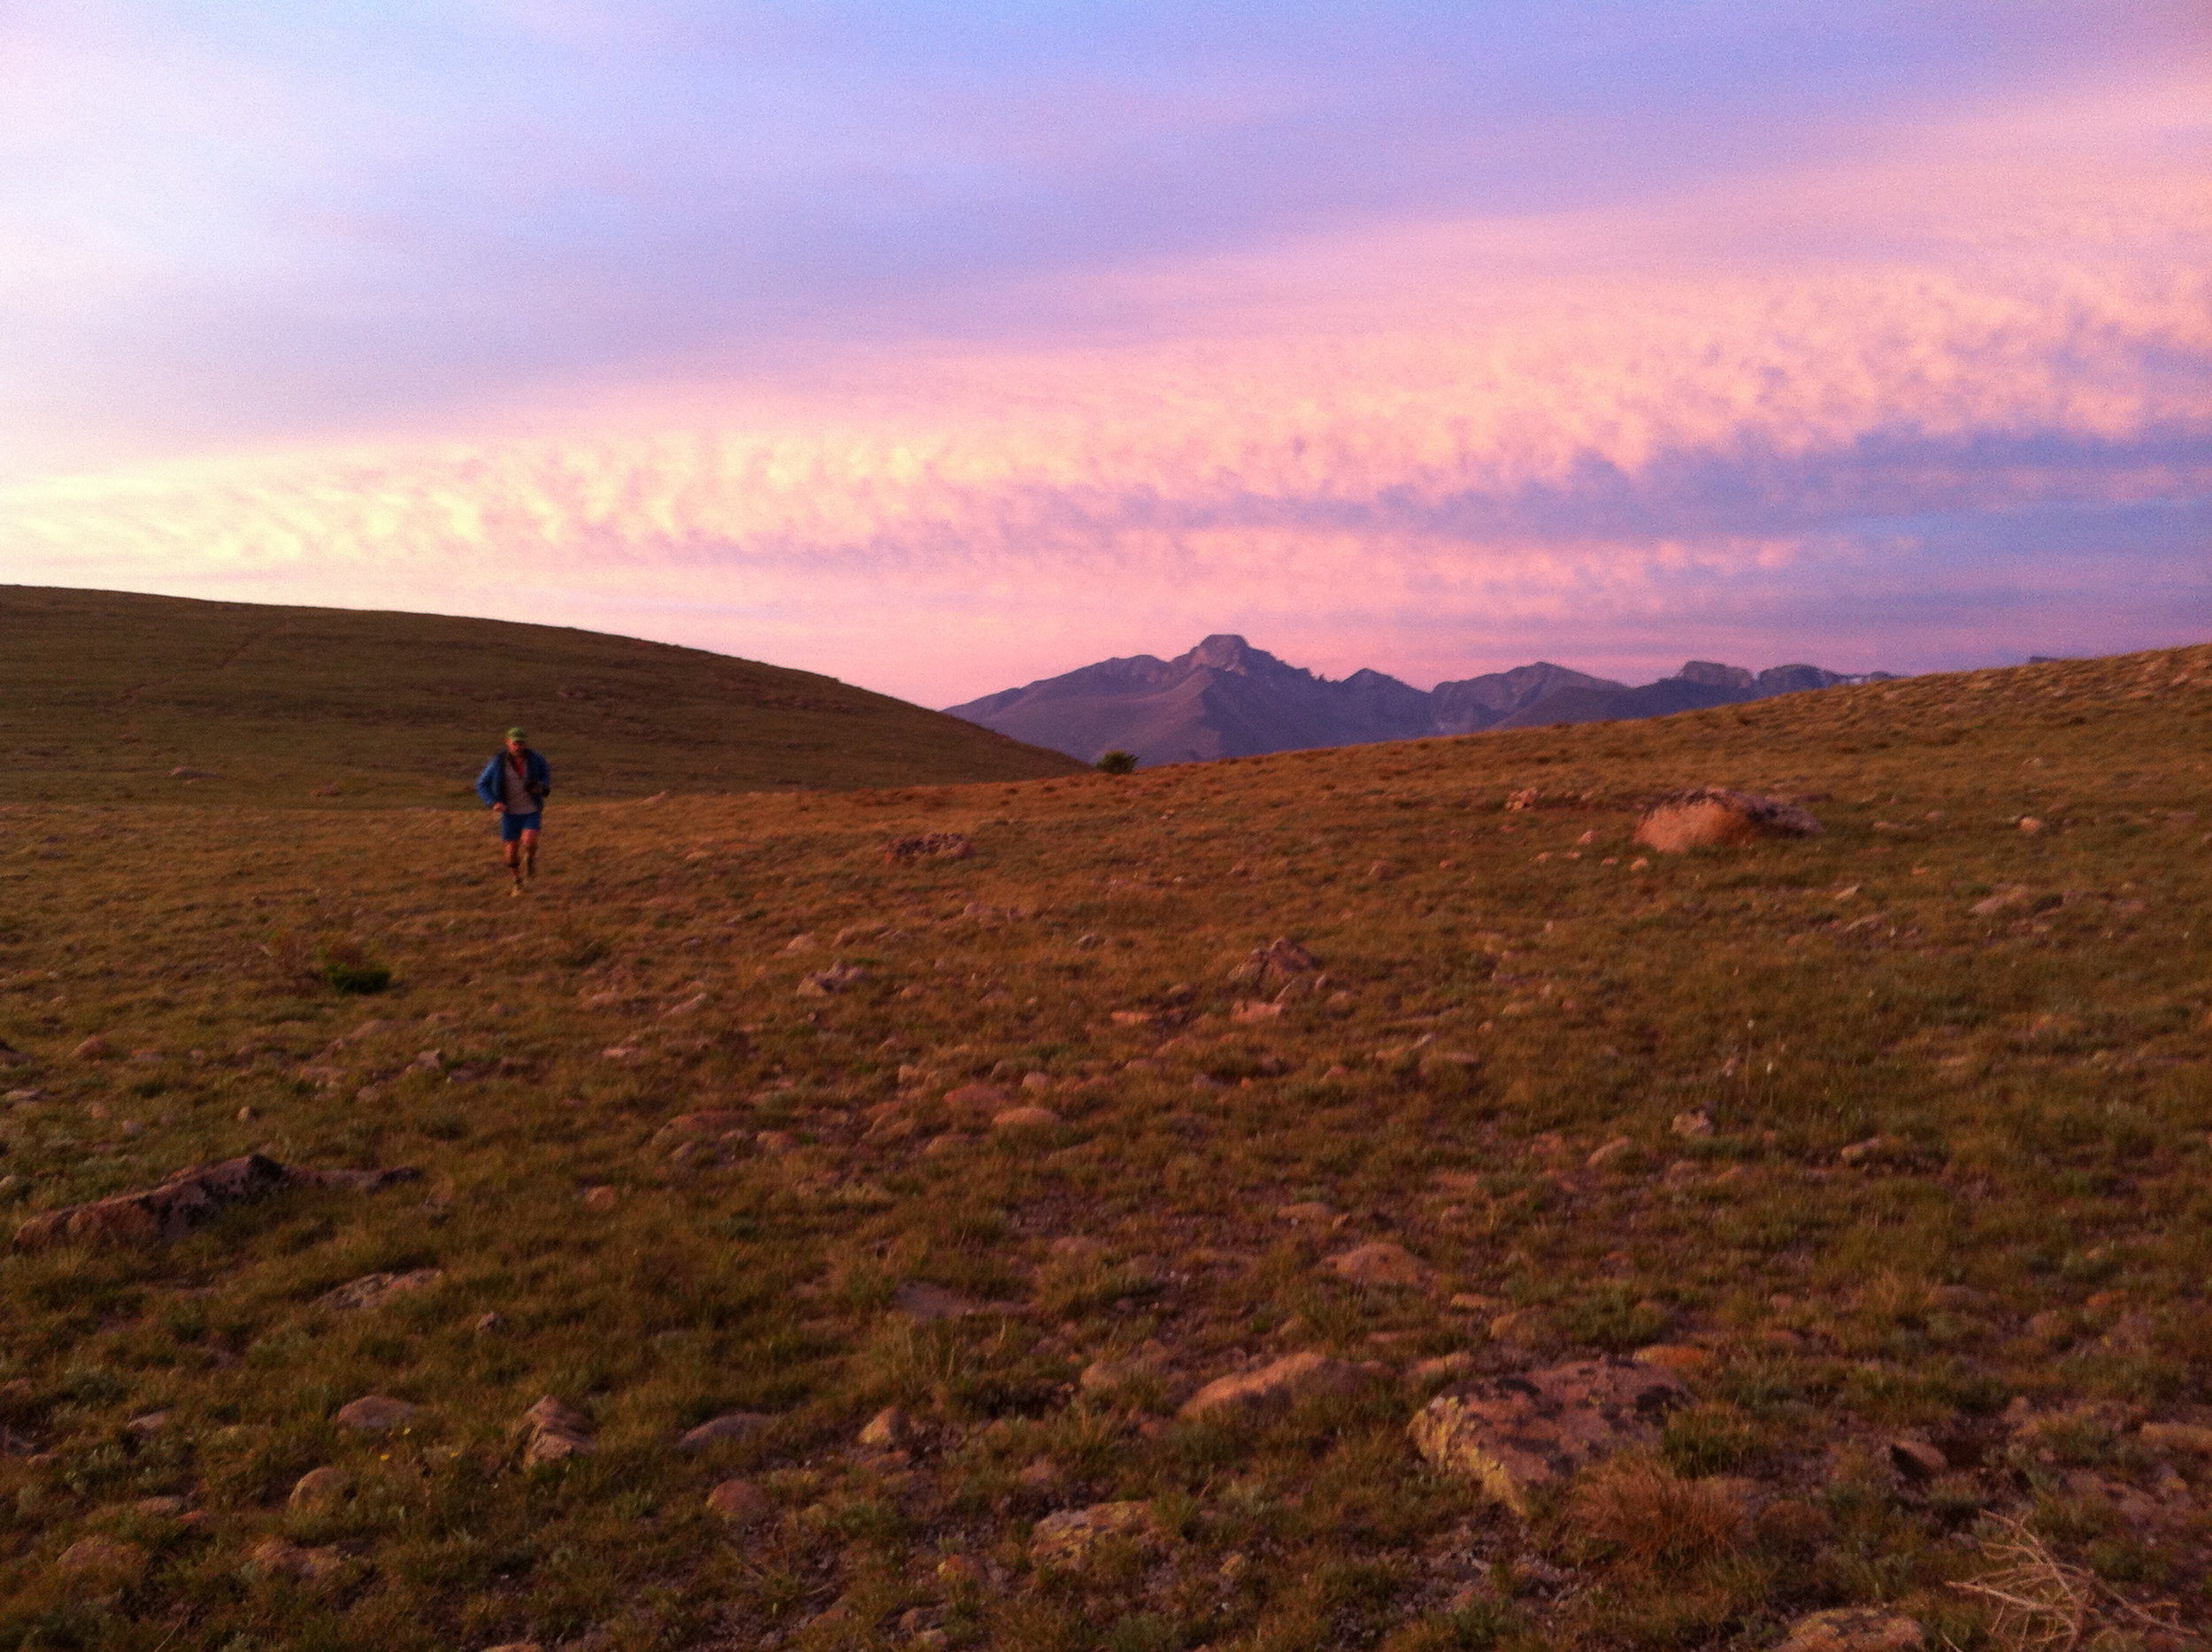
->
[1586,1136,1636,1171]
[580,1184,618,1211]
[679,1411,772,1450]
[247,1536,347,1581]
[1969,885,2032,917]
[943,1082,1012,1115]
[882,832,974,864]
[12,1154,419,1252]
[1670,1110,1712,1138]
[1839,1135,1906,1167]
[2140,1422,2212,1456]
[1276,1201,1337,1225]
[798,961,869,996]
[0,1041,32,1068]
[1487,1308,1556,1348]
[1777,1608,1925,1652]
[1179,1351,1363,1418]
[1031,1500,1164,1566]
[484,1645,545,1652]
[55,1535,148,1585]
[1229,999,1286,1024]
[1327,1241,1430,1287]
[857,1406,908,1449]
[921,1132,976,1156]
[1633,789,1823,853]
[334,1395,419,1432]
[650,1110,752,1153]
[473,1311,505,1334]
[134,1494,187,1518]
[288,1466,352,1512]
[518,1396,595,1464]
[1886,1438,1947,1479]
[72,1035,114,1060]
[992,1105,1061,1130]
[125,1410,169,1437]
[1505,788,1541,811]
[1409,1357,1692,1514]
[2017,816,2046,834]
[314,1268,443,1312]
[1411,1352,1477,1383]
[705,1477,772,1524]
[1019,1072,1055,1094]
[1632,1343,1710,1374]
[169,766,219,780]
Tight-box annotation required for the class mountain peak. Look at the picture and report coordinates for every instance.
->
[1181,634,1273,672]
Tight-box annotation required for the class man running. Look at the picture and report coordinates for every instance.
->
[474,727,552,895]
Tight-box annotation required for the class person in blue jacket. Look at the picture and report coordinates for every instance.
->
[474,727,552,895]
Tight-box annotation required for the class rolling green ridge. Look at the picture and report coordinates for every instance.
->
[0,587,1084,806]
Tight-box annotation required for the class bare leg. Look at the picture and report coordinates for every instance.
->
[520,826,540,880]
[503,835,524,889]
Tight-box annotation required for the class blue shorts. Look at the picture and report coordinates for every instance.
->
[498,811,542,842]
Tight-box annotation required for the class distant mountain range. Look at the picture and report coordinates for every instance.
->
[944,634,1896,766]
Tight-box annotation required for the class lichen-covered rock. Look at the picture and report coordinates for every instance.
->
[883,833,974,864]
[54,1535,147,1586]
[334,1395,420,1432]
[705,1478,771,1524]
[679,1411,771,1450]
[1030,1500,1162,1565]
[1409,1357,1690,1513]
[313,1269,443,1312]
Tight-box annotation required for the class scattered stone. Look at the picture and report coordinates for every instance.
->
[1970,885,2032,917]
[169,766,219,780]
[2139,1422,2212,1456]
[288,1466,352,1512]
[1632,1343,1711,1374]
[71,1035,113,1061]
[54,1535,148,1586]
[1776,1608,1925,1652]
[134,1495,187,1518]
[1886,1438,1947,1479]
[1486,1308,1556,1348]
[12,1153,419,1252]
[473,1311,506,1334]
[921,1131,976,1156]
[705,1478,772,1524]
[944,1082,1012,1114]
[1586,1136,1636,1171]
[652,1110,751,1151]
[1228,1000,1286,1024]
[1019,1071,1055,1094]
[992,1105,1061,1130]
[756,1130,797,1154]
[1505,788,1540,811]
[1409,1357,1692,1514]
[1839,1135,1907,1167]
[334,1395,420,1432]
[580,1184,618,1211]
[1411,1352,1477,1383]
[4,1088,45,1103]
[882,832,975,864]
[1327,1241,1430,1287]
[246,1537,347,1581]
[125,1411,170,1437]
[1633,789,1823,853]
[857,1406,908,1449]
[1276,1201,1337,1225]
[518,1396,596,1464]
[798,961,869,996]
[1031,1500,1163,1566]
[891,1279,1021,1321]
[2017,816,2046,834]
[679,1411,772,1450]
[1670,1110,1712,1138]
[314,1268,443,1312]
[1179,1351,1363,1418]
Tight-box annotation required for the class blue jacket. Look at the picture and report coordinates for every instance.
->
[475,748,552,810]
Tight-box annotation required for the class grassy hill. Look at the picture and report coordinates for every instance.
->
[0,587,1084,805]
[0,642,2207,1651]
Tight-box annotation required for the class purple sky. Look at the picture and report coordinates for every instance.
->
[3,1,2207,704]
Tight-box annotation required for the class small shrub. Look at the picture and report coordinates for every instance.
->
[1094,750,1139,774]
[316,937,392,995]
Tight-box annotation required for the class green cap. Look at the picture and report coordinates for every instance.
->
[505,726,527,741]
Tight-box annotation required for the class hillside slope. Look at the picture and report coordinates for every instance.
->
[0,643,2206,1651]
[0,586,1084,805]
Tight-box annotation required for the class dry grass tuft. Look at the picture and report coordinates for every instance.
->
[1948,1515,2187,1652]
[1564,1456,1747,1571]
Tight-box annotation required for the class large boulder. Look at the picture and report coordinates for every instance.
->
[1409,1358,1690,1514]
[1633,789,1822,854]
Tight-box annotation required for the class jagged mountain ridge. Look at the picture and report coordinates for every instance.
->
[944,635,1893,765]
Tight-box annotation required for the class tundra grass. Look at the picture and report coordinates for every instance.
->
[0,586,1082,807]
[0,645,2208,1650]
